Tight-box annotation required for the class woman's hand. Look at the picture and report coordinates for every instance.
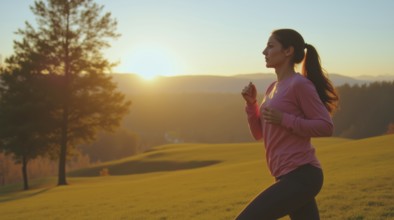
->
[242,82,257,104]
[262,107,283,125]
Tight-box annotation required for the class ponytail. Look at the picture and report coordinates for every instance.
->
[272,29,339,114]
[303,44,339,114]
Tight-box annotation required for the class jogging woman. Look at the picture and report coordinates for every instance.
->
[237,29,339,220]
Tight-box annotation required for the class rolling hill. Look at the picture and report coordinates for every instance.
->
[1,135,393,219]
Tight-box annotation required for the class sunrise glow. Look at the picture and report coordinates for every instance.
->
[119,44,182,80]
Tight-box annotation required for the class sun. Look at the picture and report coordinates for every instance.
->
[119,44,182,80]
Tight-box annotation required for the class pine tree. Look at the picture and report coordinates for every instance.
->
[5,0,131,185]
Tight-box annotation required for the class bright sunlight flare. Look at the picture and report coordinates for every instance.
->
[119,44,183,80]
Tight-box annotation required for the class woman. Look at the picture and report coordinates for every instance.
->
[236,29,339,220]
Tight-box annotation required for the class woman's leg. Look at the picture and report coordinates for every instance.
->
[235,164,323,220]
[289,198,320,220]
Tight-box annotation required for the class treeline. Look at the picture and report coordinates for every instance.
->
[121,81,394,146]
[333,81,394,138]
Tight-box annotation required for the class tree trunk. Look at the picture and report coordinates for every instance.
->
[22,155,29,190]
[58,105,68,186]
[58,2,70,186]
[0,160,4,186]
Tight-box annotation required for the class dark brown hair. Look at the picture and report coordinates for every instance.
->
[272,29,339,114]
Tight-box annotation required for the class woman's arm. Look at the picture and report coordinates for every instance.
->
[242,82,263,140]
[281,80,333,137]
[246,102,263,140]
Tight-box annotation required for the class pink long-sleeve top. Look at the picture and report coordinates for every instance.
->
[245,73,333,178]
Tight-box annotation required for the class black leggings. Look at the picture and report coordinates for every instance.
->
[235,164,323,220]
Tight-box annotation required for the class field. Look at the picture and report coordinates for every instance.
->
[0,135,393,219]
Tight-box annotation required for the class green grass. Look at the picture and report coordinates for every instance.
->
[0,135,393,219]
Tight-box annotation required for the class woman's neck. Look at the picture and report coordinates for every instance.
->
[275,65,295,82]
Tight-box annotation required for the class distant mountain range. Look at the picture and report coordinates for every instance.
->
[111,73,394,94]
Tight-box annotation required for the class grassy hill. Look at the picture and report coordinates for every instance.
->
[0,135,393,219]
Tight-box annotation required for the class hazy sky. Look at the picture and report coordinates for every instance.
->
[1,0,394,79]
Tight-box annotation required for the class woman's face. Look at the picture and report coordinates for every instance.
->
[262,35,288,68]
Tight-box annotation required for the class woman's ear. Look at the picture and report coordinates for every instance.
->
[284,46,294,57]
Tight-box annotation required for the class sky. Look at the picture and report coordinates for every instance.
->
[1,0,394,79]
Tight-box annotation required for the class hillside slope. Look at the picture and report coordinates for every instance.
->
[0,135,393,220]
